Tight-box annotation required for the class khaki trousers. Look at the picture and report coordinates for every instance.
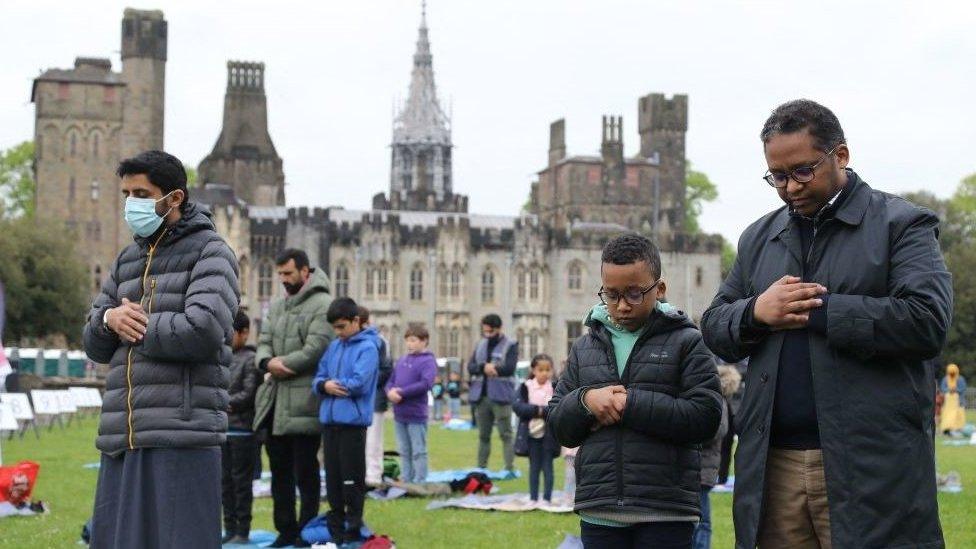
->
[758,449,832,549]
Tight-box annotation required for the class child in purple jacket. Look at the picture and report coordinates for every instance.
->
[385,325,437,483]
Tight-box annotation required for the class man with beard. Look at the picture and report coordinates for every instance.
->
[253,248,333,548]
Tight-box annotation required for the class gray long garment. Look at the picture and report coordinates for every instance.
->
[83,202,240,455]
[701,171,952,549]
[91,447,221,549]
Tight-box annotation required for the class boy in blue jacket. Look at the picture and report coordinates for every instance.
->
[312,297,379,544]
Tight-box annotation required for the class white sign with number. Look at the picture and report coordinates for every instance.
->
[69,387,94,408]
[0,393,33,420]
[0,403,17,431]
[30,390,61,415]
[55,391,77,413]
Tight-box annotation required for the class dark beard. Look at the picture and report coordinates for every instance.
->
[283,281,303,295]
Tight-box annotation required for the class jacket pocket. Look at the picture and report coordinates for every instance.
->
[181,367,192,420]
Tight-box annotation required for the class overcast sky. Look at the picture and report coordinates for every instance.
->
[3,0,974,244]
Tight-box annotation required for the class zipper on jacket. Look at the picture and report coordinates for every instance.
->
[125,230,167,450]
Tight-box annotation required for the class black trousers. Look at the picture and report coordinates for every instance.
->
[221,435,258,537]
[322,426,367,534]
[266,433,321,539]
[527,437,554,501]
[580,520,694,549]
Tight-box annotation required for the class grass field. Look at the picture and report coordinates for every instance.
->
[2,411,975,548]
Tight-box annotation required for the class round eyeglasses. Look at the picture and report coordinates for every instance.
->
[763,146,838,188]
[598,280,661,307]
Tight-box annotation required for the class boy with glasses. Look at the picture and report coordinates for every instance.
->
[548,233,722,549]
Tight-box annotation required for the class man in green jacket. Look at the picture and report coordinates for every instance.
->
[253,248,333,548]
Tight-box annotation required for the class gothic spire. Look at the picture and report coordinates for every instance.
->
[393,0,450,145]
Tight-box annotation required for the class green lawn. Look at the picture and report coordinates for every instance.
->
[2,411,974,548]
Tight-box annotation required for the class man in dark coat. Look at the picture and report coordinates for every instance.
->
[701,100,952,549]
[84,150,240,549]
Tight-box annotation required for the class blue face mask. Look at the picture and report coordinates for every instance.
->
[656,300,676,314]
[124,191,175,237]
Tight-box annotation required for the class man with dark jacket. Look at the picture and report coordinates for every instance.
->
[549,234,722,549]
[701,100,952,549]
[253,248,333,548]
[222,310,263,545]
[84,151,239,548]
[468,313,519,472]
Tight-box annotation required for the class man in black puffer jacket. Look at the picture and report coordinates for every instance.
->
[548,234,721,549]
[83,151,239,549]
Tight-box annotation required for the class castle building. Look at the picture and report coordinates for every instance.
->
[32,6,722,367]
[31,9,167,295]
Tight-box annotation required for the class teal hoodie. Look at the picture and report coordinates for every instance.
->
[586,301,678,377]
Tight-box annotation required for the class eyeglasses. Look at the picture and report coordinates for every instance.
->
[763,146,838,188]
[598,280,661,306]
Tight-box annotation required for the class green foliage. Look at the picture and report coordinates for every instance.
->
[0,141,35,219]
[685,163,718,234]
[185,166,198,188]
[721,238,737,280]
[904,174,976,379]
[0,216,88,346]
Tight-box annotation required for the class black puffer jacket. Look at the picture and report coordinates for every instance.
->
[84,203,240,456]
[228,345,261,431]
[548,308,722,517]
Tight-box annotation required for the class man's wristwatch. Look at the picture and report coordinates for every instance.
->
[102,309,111,331]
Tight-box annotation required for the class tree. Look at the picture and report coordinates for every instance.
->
[185,166,198,188]
[0,216,88,346]
[0,141,35,219]
[685,163,718,234]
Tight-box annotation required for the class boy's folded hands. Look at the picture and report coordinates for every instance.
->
[584,385,628,426]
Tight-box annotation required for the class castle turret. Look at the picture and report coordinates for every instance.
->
[120,8,166,158]
[199,61,286,206]
[385,2,466,213]
[639,93,688,232]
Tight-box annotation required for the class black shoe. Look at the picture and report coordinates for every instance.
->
[221,532,236,544]
[344,527,363,543]
[267,534,294,548]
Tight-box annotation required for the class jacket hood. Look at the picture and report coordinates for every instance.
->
[287,267,332,307]
[344,325,379,345]
[584,301,695,336]
[136,202,215,247]
[405,349,436,361]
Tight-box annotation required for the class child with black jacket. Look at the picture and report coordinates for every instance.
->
[548,234,722,549]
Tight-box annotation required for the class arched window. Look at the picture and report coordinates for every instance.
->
[335,263,350,297]
[365,264,376,298]
[377,266,389,297]
[516,328,526,360]
[90,180,100,201]
[438,265,449,298]
[528,330,539,359]
[481,267,495,304]
[258,260,273,300]
[516,266,527,301]
[568,262,583,291]
[529,268,540,301]
[409,265,424,301]
[449,264,462,298]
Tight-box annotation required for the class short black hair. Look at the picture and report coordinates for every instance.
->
[602,233,662,279]
[481,314,502,329]
[117,150,189,211]
[358,305,370,324]
[233,310,250,333]
[327,297,360,323]
[760,99,846,152]
[275,248,309,270]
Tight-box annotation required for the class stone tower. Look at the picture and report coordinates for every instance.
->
[198,61,285,207]
[377,2,467,213]
[638,93,688,233]
[31,9,167,297]
[120,8,167,158]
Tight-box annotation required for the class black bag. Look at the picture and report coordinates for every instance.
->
[514,421,530,457]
